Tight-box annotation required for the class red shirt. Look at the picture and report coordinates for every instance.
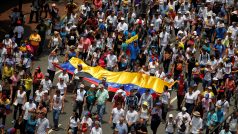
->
[177,81,185,96]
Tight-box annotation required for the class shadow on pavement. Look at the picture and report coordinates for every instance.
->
[0,0,32,13]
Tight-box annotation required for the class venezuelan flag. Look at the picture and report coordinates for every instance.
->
[55,57,175,95]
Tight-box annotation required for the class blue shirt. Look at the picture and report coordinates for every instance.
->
[215,28,227,39]
[116,123,128,134]
[206,112,218,126]
[214,44,225,58]
[26,117,37,133]
[128,43,140,60]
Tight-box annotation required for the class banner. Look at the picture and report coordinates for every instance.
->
[57,57,175,94]
[125,34,138,44]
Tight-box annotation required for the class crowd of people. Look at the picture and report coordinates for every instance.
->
[0,0,238,133]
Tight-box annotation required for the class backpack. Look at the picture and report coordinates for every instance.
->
[180,122,186,132]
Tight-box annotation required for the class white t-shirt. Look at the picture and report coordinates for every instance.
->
[229,118,238,132]
[106,54,117,68]
[56,82,67,95]
[35,90,46,102]
[155,71,166,79]
[23,102,36,120]
[216,68,224,79]
[190,117,203,133]
[16,90,26,104]
[175,112,191,125]
[13,26,24,38]
[161,91,170,104]
[81,117,93,128]
[216,100,229,115]
[53,95,63,110]
[185,93,195,104]
[90,127,102,134]
[224,62,232,75]
[153,17,162,31]
[166,120,176,133]
[159,32,170,46]
[228,26,238,40]
[174,16,184,29]
[47,56,58,71]
[117,22,128,32]
[126,110,138,123]
[73,69,82,80]
[58,73,69,84]
[76,89,86,101]
[40,79,52,91]
[148,62,158,74]
[107,15,117,26]
[111,108,125,123]
[193,90,201,101]
[36,118,50,134]
[69,116,80,128]
[204,68,211,81]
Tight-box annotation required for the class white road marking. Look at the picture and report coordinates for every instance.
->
[171,96,177,103]
[49,124,62,133]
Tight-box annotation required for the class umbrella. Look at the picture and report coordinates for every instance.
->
[76,72,93,78]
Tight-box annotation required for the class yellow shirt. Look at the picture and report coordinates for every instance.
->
[23,78,33,90]
[202,91,214,98]
[0,99,10,106]
[29,34,41,46]
[3,66,14,78]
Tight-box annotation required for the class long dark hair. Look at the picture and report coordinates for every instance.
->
[73,112,79,122]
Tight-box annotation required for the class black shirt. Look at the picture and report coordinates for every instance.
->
[135,123,148,134]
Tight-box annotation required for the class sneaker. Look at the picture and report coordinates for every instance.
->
[54,128,59,131]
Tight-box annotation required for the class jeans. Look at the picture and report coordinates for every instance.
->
[53,109,61,128]
[86,102,94,113]
[97,104,105,122]
[71,127,78,134]
[202,80,211,89]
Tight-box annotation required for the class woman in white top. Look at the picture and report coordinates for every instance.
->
[80,111,93,133]
[13,85,26,122]
[35,85,46,106]
[155,67,166,79]
[148,60,159,76]
[49,31,62,49]
[68,112,80,134]
[139,101,150,124]
[183,88,195,115]
[126,106,138,133]
[51,90,64,130]
[174,12,184,34]
[56,77,67,97]
[215,63,224,84]
[165,114,176,134]
[226,45,235,58]
[90,121,102,134]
